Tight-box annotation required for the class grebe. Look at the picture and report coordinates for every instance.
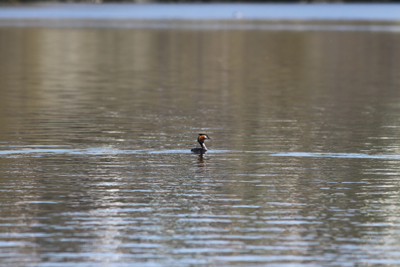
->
[191,134,212,153]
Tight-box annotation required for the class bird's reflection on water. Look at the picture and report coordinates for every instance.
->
[198,153,206,167]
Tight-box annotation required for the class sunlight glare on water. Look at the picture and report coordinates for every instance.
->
[1,5,400,266]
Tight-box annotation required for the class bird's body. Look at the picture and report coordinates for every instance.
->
[191,134,212,153]
[191,147,208,153]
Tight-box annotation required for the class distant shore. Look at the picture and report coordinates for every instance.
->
[0,3,400,21]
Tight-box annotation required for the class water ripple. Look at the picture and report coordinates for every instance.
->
[1,146,400,160]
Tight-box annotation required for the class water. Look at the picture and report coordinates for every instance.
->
[2,5,400,266]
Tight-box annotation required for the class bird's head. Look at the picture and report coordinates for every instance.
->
[198,134,212,142]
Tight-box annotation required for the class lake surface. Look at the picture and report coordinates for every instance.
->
[2,4,400,266]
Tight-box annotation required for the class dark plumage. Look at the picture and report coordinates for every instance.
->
[191,134,212,153]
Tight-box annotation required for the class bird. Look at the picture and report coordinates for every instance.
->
[191,134,212,153]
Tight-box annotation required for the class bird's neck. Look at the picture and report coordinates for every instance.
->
[200,142,207,150]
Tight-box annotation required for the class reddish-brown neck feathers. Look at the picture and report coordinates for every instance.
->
[199,134,206,141]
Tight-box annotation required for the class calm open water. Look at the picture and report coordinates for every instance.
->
[2,4,400,267]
